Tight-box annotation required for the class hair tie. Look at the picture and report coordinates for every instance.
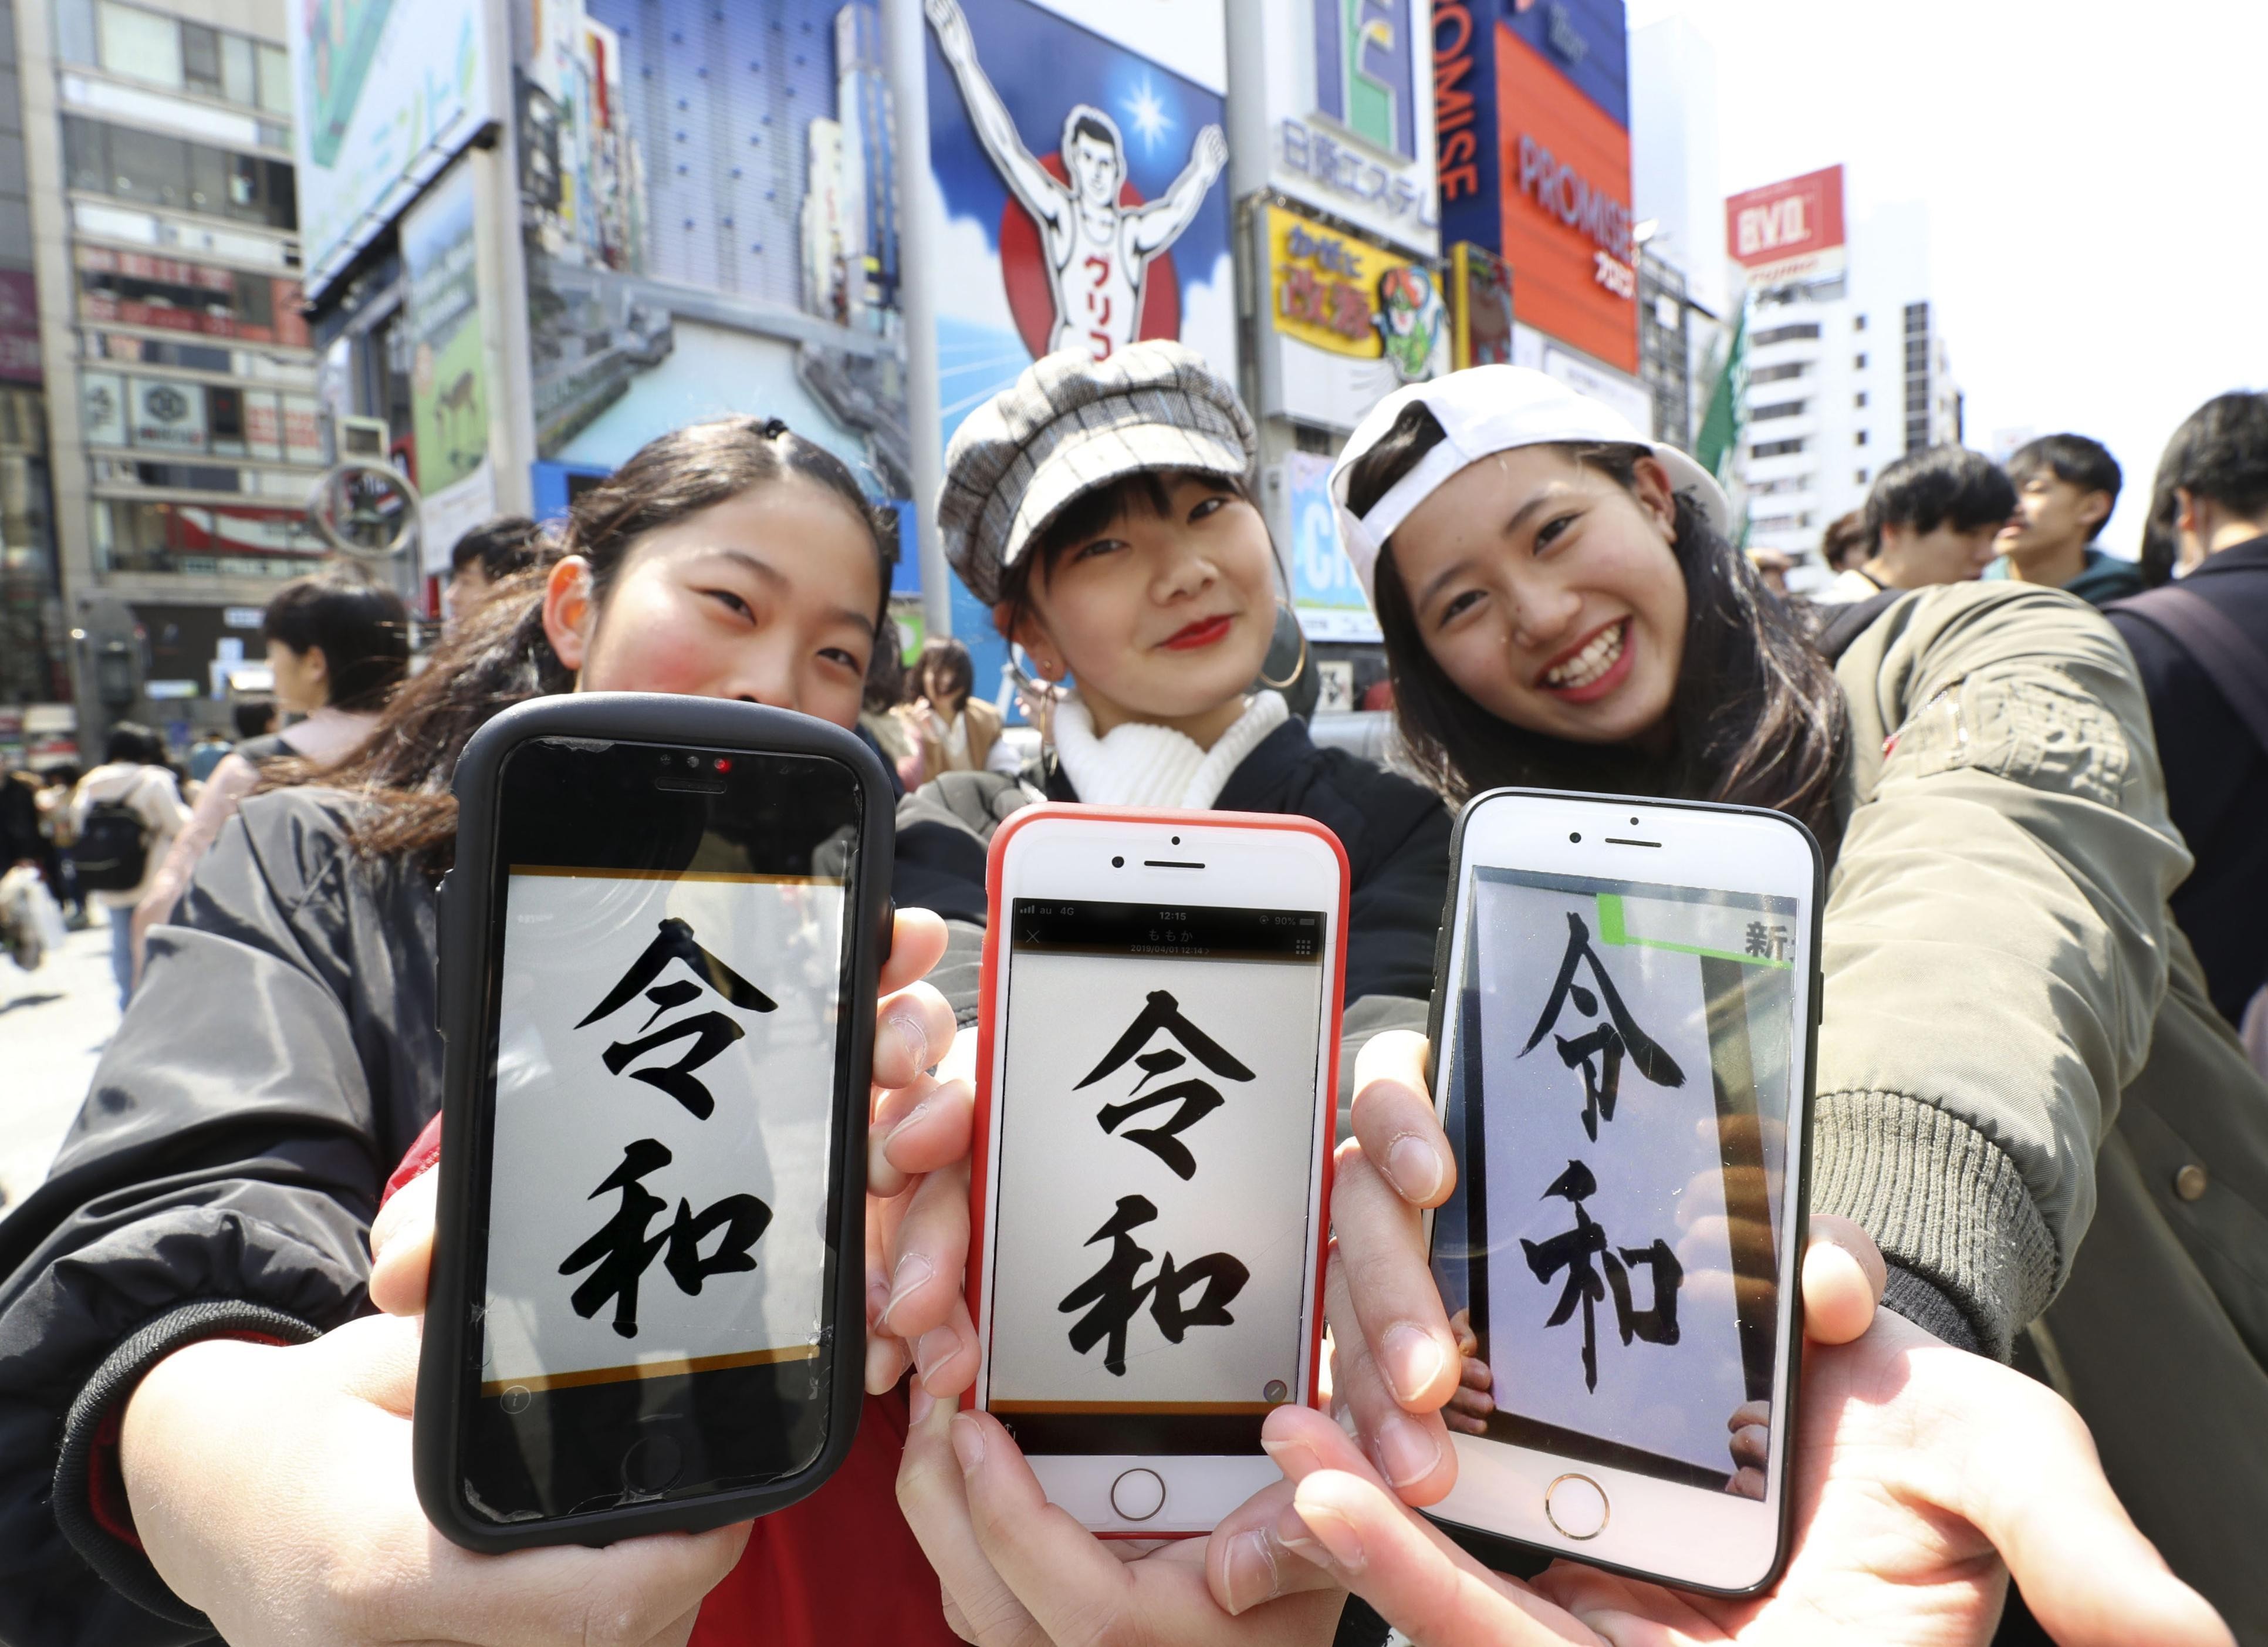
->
[761,417,790,440]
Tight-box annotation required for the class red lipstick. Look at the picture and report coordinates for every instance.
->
[1161,614,1234,651]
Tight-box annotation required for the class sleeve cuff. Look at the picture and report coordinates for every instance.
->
[55,1300,322,1629]
[1808,1089,2058,1362]
[1880,1264,1982,1353]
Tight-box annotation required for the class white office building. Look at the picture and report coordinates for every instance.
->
[1738,200,1964,568]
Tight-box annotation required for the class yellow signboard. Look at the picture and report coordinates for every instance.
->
[1265,203,1446,383]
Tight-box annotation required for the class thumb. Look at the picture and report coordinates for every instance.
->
[316,1311,425,1418]
[1966,1379,2232,1647]
[369,1169,437,1317]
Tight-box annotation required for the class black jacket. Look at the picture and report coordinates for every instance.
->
[0,790,438,1643]
[893,716,1452,1011]
[2107,536,2268,1024]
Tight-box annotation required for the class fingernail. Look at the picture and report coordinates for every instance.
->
[1297,1498,1366,1572]
[885,1095,933,1148]
[908,1383,937,1426]
[887,1011,929,1076]
[1258,1435,1313,1479]
[1382,1323,1446,1404]
[1275,1502,1326,1563]
[1220,1528,1280,1615]
[1386,1133,1443,1202]
[882,1253,932,1329]
[949,1413,985,1474]
[1377,1416,1444,1489]
[914,1324,956,1383]
[867,1271,892,1327]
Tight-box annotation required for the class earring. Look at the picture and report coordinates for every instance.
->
[1256,598,1309,692]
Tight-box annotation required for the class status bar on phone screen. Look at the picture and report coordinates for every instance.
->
[1009,899,1325,964]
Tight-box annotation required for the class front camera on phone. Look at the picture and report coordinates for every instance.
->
[1111,856,1124,868]
[1570,831,1583,842]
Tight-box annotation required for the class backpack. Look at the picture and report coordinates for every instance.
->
[70,799,150,892]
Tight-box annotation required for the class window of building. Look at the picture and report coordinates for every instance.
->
[1854,314,1868,332]
[1752,438,1807,459]
[1750,361,1809,384]
[63,116,296,229]
[1855,430,1868,447]
[1854,391,1867,408]
[1752,400,1807,422]
[1856,468,1870,485]
[258,46,292,116]
[1753,323,1822,346]
[220,33,259,106]
[1854,353,1867,370]
[95,1,182,89]
[181,23,224,98]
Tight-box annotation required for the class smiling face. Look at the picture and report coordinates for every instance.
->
[542,475,881,731]
[1384,446,1687,748]
[1006,472,1276,744]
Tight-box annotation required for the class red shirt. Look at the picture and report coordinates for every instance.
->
[386,1118,959,1646]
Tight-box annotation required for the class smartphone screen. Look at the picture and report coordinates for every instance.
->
[1433,866,1800,1494]
[459,736,863,1522]
[986,897,1327,1456]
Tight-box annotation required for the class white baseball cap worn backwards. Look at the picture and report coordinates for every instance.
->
[1327,365,1734,601]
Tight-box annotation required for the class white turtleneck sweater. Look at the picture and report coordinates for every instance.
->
[1049,691,1290,811]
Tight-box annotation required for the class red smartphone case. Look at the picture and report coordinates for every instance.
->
[962,805,1352,1534]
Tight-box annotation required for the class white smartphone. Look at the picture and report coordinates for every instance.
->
[967,805,1346,1535]
[1423,789,1821,1595]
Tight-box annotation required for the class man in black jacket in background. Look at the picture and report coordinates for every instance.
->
[2108,392,2268,1033]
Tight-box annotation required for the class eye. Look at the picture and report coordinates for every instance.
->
[702,588,755,621]
[1438,589,1483,628]
[818,646,864,672]
[1070,536,1126,564]
[1188,495,1228,523]
[1532,511,1580,554]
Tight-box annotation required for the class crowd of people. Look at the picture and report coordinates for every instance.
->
[0,342,2262,1647]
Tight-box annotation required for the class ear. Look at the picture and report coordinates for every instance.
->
[1628,455,1679,538]
[2079,490,2114,535]
[2175,487,2199,535]
[542,556,598,674]
[995,600,1061,677]
[302,644,329,687]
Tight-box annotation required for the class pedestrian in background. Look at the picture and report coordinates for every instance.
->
[441,514,545,629]
[184,727,233,785]
[901,635,1006,788]
[131,568,408,978]
[1816,445,2017,600]
[231,700,278,744]
[1819,508,1871,578]
[65,724,187,1010]
[1989,433,2144,606]
[2105,392,2268,1041]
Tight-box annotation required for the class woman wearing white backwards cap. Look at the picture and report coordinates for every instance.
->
[1279,364,2252,1640]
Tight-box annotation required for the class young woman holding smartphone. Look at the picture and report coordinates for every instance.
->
[0,417,981,1647]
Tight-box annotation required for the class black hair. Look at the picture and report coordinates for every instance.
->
[449,515,546,582]
[2006,434,2122,541]
[1343,401,1848,841]
[917,636,976,711]
[1819,510,1871,572]
[1070,113,1118,151]
[993,468,1249,636]
[104,721,167,766]
[313,415,897,865]
[1863,446,2016,544]
[864,616,909,713]
[261,568,412,713]
[2156,391,2268,519]
[232,700,276,741]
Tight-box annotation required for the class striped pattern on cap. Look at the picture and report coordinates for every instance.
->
[938,340,1258,607]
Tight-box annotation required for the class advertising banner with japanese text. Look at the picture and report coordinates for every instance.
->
[1255,198,1444,433]
[1726,166,1847,289]
[1284,448,1379,642]
[402,159,496,571]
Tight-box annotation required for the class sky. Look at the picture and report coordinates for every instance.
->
[1625,0,2268,551]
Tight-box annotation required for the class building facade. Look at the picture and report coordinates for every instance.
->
[13,0,329,758]
[1731,194,1962,571]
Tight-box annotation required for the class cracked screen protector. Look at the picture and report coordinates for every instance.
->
[1434,868,1799,1491]
[988,899,1327,1455]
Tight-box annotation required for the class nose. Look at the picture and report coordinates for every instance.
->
[1506,571,1584,653]
[723,639,800,715]
[1150,539,1218,605]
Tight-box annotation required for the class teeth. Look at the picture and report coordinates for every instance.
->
[1546,622,1627,689]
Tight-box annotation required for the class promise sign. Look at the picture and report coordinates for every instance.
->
[1725,165,1847,288]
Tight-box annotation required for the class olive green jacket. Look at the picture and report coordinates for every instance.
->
[1822,582,2268,1635]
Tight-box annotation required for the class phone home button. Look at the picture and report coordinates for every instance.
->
[1544,1473,1608,1541]
[1109,1467,1167,1522]
[622,1433,685,1496]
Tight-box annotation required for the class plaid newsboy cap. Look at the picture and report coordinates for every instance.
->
[938,339,1259,607]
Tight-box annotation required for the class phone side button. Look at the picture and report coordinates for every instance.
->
[1108,1467,1166,1522]
[1543,1473,1608,1541]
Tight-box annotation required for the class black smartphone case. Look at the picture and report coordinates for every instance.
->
[414,694,895,1553]
[1417,787,1826,1598]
